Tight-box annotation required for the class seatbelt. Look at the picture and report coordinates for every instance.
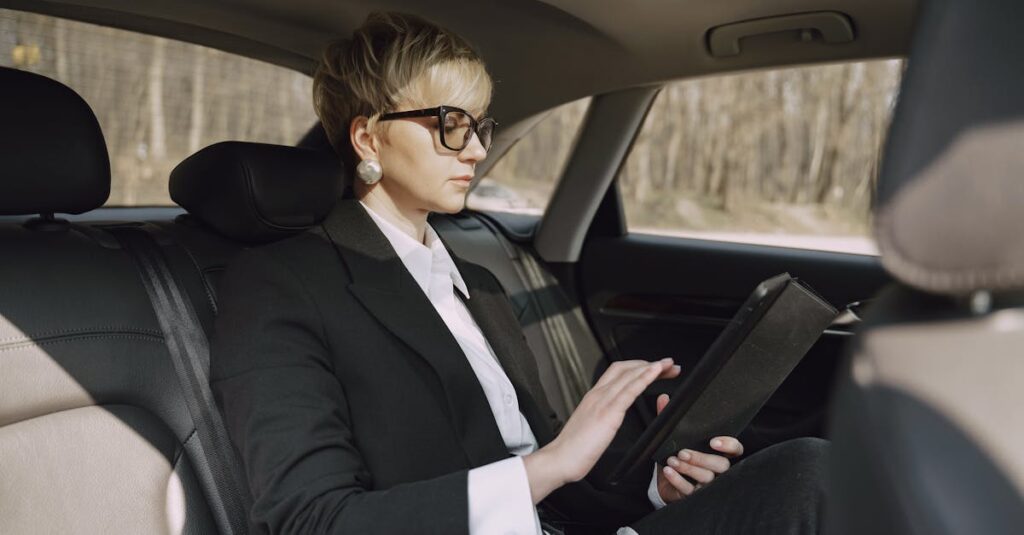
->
[109,226,252,535]
[470,214,591,410]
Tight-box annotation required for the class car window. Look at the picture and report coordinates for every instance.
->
[1,9,317,206]
[618,60,904,255]
[467,97,591,215]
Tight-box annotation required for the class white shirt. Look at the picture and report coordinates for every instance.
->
[360,202,661,535]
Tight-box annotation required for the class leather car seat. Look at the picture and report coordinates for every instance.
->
[0,66,237,534]
[826,0,1024,533]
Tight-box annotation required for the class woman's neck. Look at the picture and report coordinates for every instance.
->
[357,185,428,244]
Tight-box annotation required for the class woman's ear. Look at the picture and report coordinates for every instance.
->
[349,116,378,161]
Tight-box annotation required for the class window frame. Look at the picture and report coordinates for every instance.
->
[604,60,904,257]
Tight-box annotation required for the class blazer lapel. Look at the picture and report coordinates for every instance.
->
[453,256,559,446]
[320,200,510,467]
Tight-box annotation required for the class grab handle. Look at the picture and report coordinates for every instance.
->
[707,11,855,57]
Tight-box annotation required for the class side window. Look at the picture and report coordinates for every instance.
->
[467,97,591,215]
[618,60,904,255]
[1,9,317,206]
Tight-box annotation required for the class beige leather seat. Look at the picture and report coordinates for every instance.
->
[0,66,243,534]
[826,0,1024,532]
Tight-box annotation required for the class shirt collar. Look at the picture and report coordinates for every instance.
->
[359,200,470,299]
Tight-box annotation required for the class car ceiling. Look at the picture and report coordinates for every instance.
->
[4,0,917,126]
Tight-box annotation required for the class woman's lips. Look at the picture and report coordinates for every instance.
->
[451,175,473,182]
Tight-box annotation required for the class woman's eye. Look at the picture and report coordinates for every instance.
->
[447,122,470,134]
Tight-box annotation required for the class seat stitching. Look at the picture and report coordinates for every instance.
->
[0,326,163,344]
[1,403,186,450]
[0,332,164,352]
[877,206,1024,292]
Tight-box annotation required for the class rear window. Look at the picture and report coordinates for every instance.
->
[1,9,317,206]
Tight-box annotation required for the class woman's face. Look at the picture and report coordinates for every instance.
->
[371,108,488,215]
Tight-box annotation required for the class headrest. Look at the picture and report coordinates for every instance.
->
[170,141,346,244]
[876,0,1024,296]
[0,67,110,215]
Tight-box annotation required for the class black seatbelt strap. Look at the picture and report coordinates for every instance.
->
[470,214,590,409]
[110,226,251,535]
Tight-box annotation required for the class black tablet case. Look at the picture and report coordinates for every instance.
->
[607,273,837,485]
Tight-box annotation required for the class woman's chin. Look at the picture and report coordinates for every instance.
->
[432,194,467,214]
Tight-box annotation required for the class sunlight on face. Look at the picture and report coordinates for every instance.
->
[373,60,493,215]
[375,113,485,214]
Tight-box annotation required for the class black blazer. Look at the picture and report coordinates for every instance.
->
[210,199,651,534]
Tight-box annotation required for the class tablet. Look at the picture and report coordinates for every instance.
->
[606,273,837,485]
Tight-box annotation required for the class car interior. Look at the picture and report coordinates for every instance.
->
[1,0,1021,533]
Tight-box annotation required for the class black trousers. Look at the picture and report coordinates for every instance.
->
[624,437,828,535]
[544,437,828,535]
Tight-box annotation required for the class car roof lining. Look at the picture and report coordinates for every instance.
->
[3,0,918,127]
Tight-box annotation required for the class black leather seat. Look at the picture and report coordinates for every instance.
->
[0,67,236,533]
[167,141,607,422]
[827,0,1024,532]
[158,141,346,337]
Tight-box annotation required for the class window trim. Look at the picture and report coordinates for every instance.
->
[533,87,659,263]
[609,60,901,257]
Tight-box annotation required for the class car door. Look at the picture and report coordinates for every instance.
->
[579,186,889,454]
[574,59,901,454]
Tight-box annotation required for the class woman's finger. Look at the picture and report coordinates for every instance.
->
[608,361,667,408]
[677,449,730,473]
[658,364,682,380]
[661,465,695,497]
[602,359,667,396]
[666,456,715,484]
[710,436,744,458]
[610,360,682,413]
[592,359,656,388]
[656,393,670,415]
[595,357,680,391]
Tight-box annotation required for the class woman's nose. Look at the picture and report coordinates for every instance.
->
[459,132,488,162]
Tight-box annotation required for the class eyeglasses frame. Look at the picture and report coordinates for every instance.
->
[378,105,497,152]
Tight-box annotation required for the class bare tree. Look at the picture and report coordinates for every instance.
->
[188,46,206,153]
[147,37,167,160]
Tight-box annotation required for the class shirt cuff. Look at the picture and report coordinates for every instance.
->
[468,456,542,535]
[647,463,668,510]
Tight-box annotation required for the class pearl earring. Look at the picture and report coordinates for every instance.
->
[356,159,383,185]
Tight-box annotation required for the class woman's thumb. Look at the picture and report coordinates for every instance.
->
[656,393,670,415]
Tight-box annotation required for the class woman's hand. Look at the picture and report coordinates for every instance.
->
[523,358,681,504]
[654,393,745,503]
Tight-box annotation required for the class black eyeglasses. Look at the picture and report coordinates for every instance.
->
[379,105,496,152]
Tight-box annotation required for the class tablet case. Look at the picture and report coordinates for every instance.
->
[607,273,837,485]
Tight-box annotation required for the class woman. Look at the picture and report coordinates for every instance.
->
[210,11,827,535]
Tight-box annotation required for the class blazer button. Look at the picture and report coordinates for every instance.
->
[503,393,514,405]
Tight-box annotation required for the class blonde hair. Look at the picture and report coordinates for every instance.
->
[313,12,493,165]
